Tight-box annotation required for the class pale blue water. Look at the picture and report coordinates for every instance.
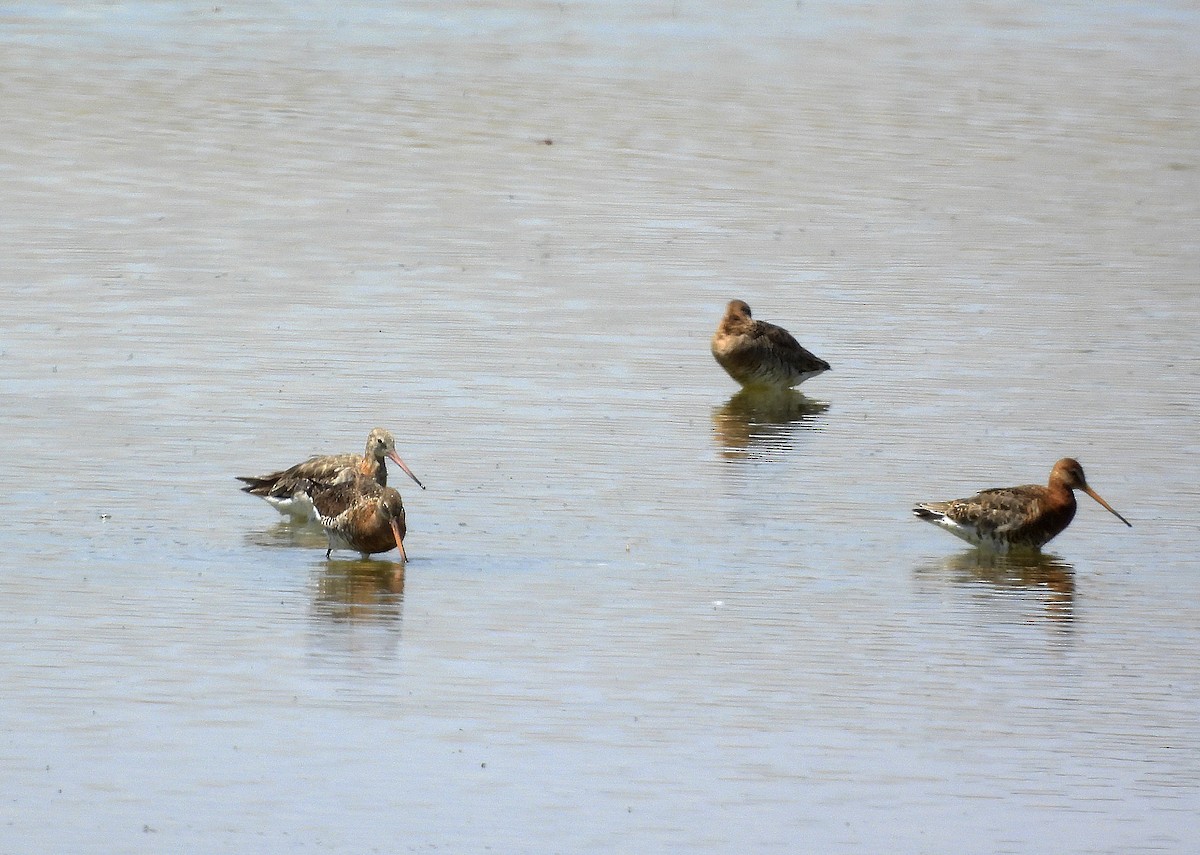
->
[1,2,1198,852]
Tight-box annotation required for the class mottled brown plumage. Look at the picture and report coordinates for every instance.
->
[307,476,408,561]
[711,299,830,389]
[913,458,1131,552]
[237,428,424,518]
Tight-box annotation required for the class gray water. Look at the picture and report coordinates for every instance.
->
[2,2,1198,852]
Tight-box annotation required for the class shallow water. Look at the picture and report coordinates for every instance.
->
[2,1,1198,852]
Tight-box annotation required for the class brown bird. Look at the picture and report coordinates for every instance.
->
[306,476,409,561]
[913,458,1131,552]
[711,299,830,389]
[237,427,424,518]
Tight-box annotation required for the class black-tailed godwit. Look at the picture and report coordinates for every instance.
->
[237,428,424,518]
[306,476,409,561]
[711,299,830,389]
[913,458,1131,551]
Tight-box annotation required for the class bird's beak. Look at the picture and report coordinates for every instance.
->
[388,450,426,490]
[390,518,408,562]
[1083,486,1132,527]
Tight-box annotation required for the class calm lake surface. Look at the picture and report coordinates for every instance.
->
[2,2,1198,852]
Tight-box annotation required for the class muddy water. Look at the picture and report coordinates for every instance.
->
[2,2,1198,852]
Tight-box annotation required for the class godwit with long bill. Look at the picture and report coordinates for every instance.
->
[305,476,409,561]
[913,458,1131,552]
[237,427,424,518]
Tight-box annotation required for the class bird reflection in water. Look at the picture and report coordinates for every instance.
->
[243,518,328,551]
[311,558,406,625]
[712,387,829,461]
[917,550,1076,625]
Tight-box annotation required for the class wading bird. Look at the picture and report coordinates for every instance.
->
[711,299,830,390]
[306,476,409,561]
[913,458,1131,552]
[237,427,423,518]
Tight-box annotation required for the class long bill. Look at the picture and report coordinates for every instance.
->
[388,450,426,490]
[390,518,409,562]
[1084,486,1132,527]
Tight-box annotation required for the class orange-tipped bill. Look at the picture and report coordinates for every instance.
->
[390,518,408,562]
[388,451,425,490]
[1084,487,1132,527]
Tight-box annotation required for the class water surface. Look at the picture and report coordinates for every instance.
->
[1,2,1198,852]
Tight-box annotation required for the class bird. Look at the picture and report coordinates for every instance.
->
[306,476,409,561]
[711,299,830,390]
[237,428,424,518]
[913,458,1131,552]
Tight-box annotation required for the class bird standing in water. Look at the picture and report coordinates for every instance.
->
[237,427,424,518]
[306,476,410,561]
[711,299,830,390]
[913,458,1131,552]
